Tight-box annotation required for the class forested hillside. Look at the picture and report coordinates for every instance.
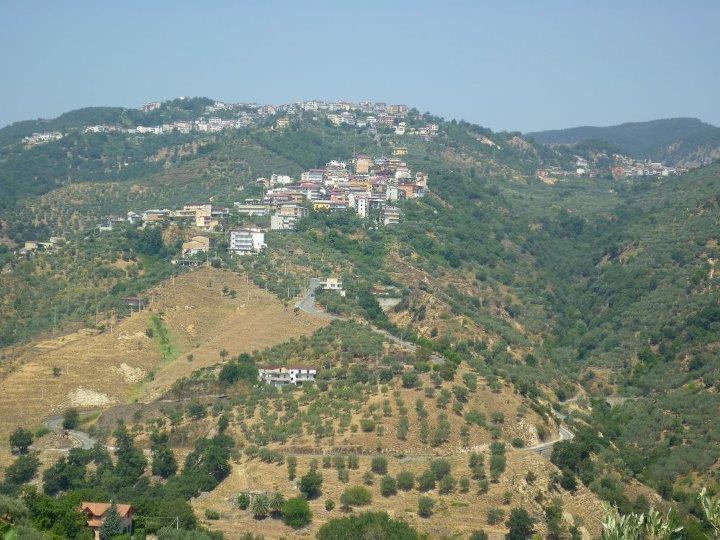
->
[1,100,720,536]
[527,117,720,167]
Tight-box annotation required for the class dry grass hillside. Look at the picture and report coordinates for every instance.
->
[0,267,325,442]
[192,451,604,539]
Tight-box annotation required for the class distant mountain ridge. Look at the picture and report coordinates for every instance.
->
[527,117,720,167]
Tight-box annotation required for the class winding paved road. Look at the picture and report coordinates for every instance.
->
[45,415,99,450]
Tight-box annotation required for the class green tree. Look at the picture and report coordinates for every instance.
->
[299,470,323,499]
[237,493,250,510]
[9,427,33,454]
[151,445,178,478]
[5,454,40,486]
[63,408,80,430]
[340,486,372,509]
[99,502,124,540]
[506,508,535,540]
[317,512,420,539]
[282,496,312,529]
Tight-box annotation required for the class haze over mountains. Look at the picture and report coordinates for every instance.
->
[527,117,720,167]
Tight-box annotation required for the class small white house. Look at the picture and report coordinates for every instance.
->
[258,366,317,387]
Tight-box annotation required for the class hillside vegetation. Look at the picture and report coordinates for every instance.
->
[1,100,720,538]
[527,117,720,167]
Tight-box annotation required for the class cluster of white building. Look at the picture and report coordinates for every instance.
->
[21,132,63,147]
[235,151,426,230]
[538,154,687,181]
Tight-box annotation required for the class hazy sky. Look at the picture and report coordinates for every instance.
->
[1,1,718,132]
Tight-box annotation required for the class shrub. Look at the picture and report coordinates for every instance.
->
[438,474,456,494]
[459,476,470,493]
[287,456,297,480]
[340,486,372,509]
[360,418,376,432]
[4,454,40,485]
[380,475,397,497]
[402,371,419,388]
[418,496,435,517]
[470,531,488,540]
[487,507,504,525]
[269,492,285,515]
[506,508,535,540]
[251,494,269,519]
[511,437,524,448]
[338,468,349,483]
[237,493,250,510]
[362,471,375,485]
[417,469,436,492]
[347,454,359,469]
[300,470,323,499]
[204,509,220,520]
[429,459,451,480]
[397,470,415,491]
[371,455,387,475]
[62,408,79,430]
[282,497,312,529]
[325,499,335,511]
[9,428,33,455]
[317,512,421,539]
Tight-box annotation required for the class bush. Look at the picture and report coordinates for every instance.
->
[204,509,220,520]
[340,486,372,508]
[418,496,435,517]
[506,508,535,540]
[62,408,79,430]
[287,456,297,480]
[269,492,285,515]
[9,427,33,454]
[360,418,376,432]
[299,470,323,499]
[380,475,397,497]
[417,469,436,492]
[438,474,456,494]
[487,507,504,525]
[237,493,250,510]
[347,454,359,469]
[470,531,488,540]
[396,470,415,491]
[251,494,269,519]
[370,455,387,475]
[362,471,374,485]
[317,512,421,539]
[429,459,451,480]
[282,496,312,529]
[325,499,335,511]
[4,454,40,485]
[510,437,524,448]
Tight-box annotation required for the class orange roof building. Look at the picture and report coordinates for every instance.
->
[80,502,134,540]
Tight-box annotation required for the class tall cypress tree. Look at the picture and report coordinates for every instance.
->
[99,502,124,540]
